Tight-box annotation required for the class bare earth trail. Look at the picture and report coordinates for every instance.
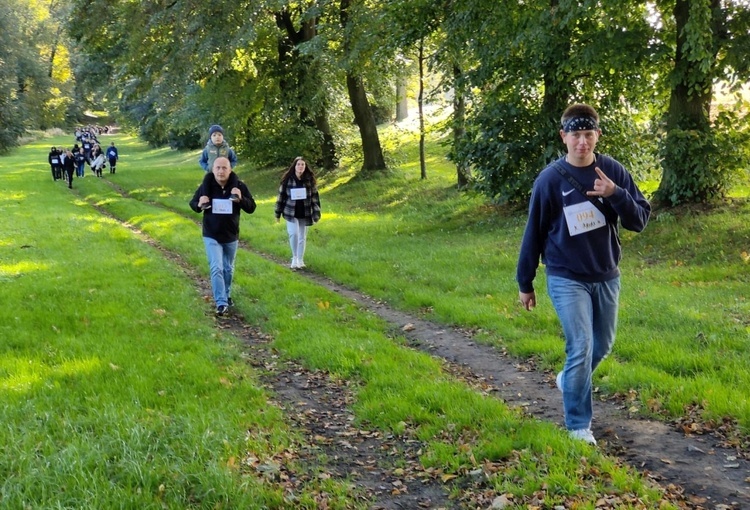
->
[297,270,750,509]
[93,207,455,508]
[94,183,749,508]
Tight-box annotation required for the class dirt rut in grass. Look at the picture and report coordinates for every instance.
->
[95,182,749,508]
[298,269,750,509]
[217,317,455,509]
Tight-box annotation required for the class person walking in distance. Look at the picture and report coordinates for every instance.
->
[75,147,87,178]
[107,142,119,174]
[48,147,62,181]
[189,157,256,316]
[62,149,76,189]
[516,103,651,445]
[274,156,321,269]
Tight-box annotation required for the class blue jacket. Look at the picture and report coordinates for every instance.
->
[516,154,651,293]
[199,141,238,172]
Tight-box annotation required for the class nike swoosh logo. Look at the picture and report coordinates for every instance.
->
[562,189,575,196]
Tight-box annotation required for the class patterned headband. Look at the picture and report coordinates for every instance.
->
[562,116,599,132]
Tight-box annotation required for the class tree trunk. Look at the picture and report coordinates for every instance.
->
[340,0,386,173]
[540,0,571,159]
[453,65,470,188]
[396,80,408,121]
[315,111,338,170]
[47,0,62,78]
[418,39,426,180]
[346,73,386,172]
[665,0,714,128]
[275,10,338,169]
[656,0,722,204]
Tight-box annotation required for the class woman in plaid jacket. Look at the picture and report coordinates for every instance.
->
[274,157,321,269]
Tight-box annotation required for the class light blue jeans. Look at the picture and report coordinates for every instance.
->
[285,219,308,263]
[203,237,238,307]
[547,275,620,431]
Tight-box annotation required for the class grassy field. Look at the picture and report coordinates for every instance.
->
[1,124,748,507]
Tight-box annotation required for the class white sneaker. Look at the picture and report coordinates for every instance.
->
[297,259,306,269]
[569,428,597,445]
[290,257,298,269]
[556,371,563,393]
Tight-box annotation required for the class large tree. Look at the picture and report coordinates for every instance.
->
[443,0,665,204]
[275,6,338,170]
[0,0,79,149]
[0,0,25,151]
[68,0,381,169]
[338,0,386,173]
[655,0,750,205]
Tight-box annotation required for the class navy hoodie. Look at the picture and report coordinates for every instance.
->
[516,154,650,293]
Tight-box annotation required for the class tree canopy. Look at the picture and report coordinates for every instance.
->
[2,0,749,205]
[0,0,79,151]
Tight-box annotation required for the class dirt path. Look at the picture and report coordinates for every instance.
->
[94,182,749,508]
[297,270,750,509]
[90,204,456,507]
[220,318,456,509]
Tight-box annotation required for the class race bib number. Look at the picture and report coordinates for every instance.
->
[563,201,606,236]
[108,151,116,157]
[290,187,307,200]
[212,198,233,214]
[51,158,59,164]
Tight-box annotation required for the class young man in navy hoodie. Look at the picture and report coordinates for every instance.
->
[516,103,651,445]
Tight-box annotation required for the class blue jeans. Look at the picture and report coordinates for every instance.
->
[203,237,238,307]
[547,275,620,430]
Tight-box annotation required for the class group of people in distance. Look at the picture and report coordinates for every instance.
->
[196,102,652,449]
[48,127,119,189]
[190,124,322,317]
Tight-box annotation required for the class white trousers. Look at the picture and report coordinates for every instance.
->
[285,218,308,264]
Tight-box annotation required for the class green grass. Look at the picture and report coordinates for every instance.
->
[3,124,747,507]
[217,128,749,434]
[0,137,356,508]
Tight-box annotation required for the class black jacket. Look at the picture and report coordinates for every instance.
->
[189,171,256,243]
[62,154,75,173]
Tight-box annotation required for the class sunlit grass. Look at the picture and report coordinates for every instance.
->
[2,121,746,506]
[81,169,670,506]
[0,139,362,507]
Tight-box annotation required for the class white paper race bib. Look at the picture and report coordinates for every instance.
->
[563,200,606,236]
[290,187,307,200]
[212,198,233,214]
[51,158,59,164]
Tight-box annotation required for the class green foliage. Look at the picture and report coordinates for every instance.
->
[657,124,724,204]
[655,0,750,206]
[445,0,665,204]
[460,100,550,204]
[56,0,750,206]
[657,105,750,205]
[2,133,680,508]
[0,0,72,148]
[0,0,24,152]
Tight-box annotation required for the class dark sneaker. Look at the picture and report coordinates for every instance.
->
[216,304,228,316]
[227,297,234,307]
